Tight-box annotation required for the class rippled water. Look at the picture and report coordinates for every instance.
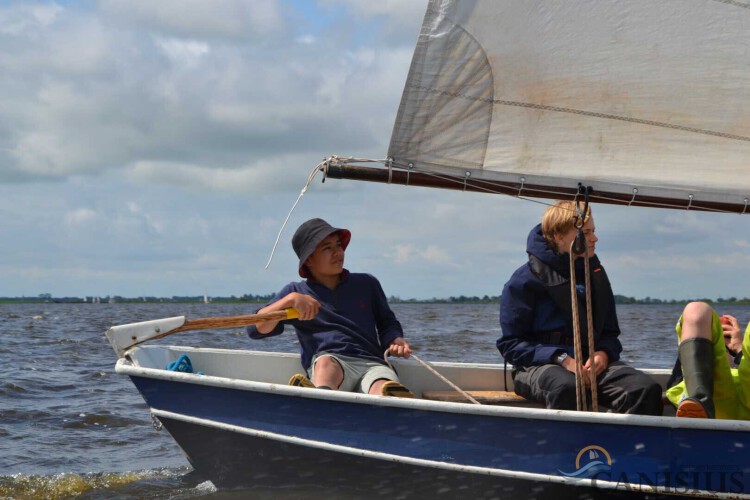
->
[2,302,748,499]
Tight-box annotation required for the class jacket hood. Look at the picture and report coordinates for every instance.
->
[526,223,569,275]
[526,223,600,277]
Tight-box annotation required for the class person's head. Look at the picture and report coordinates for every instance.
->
[292,218,351,279]
[541,200,597,257]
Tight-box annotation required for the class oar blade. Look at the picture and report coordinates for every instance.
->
[106,316,187,358]
[104,308,300,358]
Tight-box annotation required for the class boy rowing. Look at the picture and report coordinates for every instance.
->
[247,218,413,397]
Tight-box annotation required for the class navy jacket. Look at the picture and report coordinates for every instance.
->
[497,224,622,367]
[247,270,404,370]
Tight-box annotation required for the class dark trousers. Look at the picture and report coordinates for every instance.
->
[512,361,663,416]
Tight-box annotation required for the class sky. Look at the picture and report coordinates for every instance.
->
[1,0,749,302]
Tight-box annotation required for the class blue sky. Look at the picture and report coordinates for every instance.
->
[1,0,749,301]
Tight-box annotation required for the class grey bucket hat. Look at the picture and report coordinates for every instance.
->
[292,218,351,278]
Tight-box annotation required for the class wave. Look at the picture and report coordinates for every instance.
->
[0,468,199,500]
[558,461,611,479]
[0,382,28,395]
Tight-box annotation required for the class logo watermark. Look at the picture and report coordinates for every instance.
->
[558,445,612,479]
[559,444,745,494]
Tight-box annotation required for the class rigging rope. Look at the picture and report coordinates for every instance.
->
[264,160,326,271]
[584,254,599,411]
[569,243,588,412]
[569,200,599,412]
[264,156,395,271]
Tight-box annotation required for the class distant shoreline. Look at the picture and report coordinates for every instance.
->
[2,294,749,306]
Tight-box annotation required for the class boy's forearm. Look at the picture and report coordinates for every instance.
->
[255,295,293,333]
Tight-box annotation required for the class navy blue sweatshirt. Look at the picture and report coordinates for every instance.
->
[247,270,404,370]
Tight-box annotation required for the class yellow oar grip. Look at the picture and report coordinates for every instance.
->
[285,308,300,320]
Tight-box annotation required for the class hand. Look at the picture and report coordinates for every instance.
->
[560,355,576,374]
[288,292,320,321]
[721,315,743,354]
[582,350,609,385]
[387,337,412,359]
[255,292,320,334]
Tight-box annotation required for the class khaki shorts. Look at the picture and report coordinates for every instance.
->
[309,352,400,393]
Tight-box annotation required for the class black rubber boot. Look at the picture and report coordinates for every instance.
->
[677,338,715,419]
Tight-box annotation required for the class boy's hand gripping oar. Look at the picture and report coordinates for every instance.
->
[106,308,300,358]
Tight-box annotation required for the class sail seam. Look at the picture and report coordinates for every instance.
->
[409,85,750,143]
[711,0,750,10]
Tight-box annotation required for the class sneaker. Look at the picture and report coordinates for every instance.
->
[288,373,315,388]
[381,381,415,398]
[676,398,711,418]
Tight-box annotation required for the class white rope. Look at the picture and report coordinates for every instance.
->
[264,160,327,271]
[385,349,481,405]
[412,353,481,405]
[264,156,395,271]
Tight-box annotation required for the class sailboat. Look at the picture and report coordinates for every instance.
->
[106,1,750,498]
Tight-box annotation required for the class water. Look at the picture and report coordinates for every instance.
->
[2,302,748,499]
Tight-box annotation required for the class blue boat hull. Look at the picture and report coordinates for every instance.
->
[129,374,750,498]
[160,415,656,499]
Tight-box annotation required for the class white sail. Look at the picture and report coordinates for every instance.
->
[383,0,750,212]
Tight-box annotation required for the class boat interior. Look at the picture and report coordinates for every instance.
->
[125,345,677,416]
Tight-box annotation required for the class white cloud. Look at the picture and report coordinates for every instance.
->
[0,3,61,35]
[422,245,458,266]
[320,0,428,42]
[97,0,286,40]
[65,208,97,225]
[295,34,316,45]
[391,239,464,268]
[1,0,415,184]
[157,38,211,66]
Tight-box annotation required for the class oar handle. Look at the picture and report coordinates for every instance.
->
[154,308,300,339]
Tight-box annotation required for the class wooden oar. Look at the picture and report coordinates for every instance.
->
[106,308,300,358]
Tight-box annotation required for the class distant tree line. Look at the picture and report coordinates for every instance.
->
[390,295,501,304]
[0,293,277,304]
[613,295,750,306]
[2,293,750,305]
[390,295,750,305]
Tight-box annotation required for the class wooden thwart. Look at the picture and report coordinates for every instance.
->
[422,390,541,407]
